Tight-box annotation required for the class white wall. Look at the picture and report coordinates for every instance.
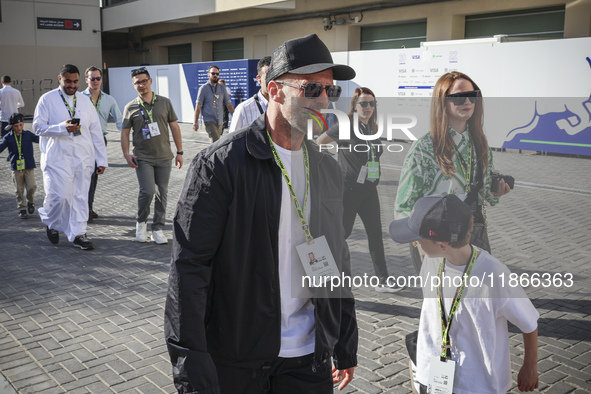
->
[110,37,591,154]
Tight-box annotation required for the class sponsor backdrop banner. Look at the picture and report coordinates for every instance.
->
[110,38,590,155]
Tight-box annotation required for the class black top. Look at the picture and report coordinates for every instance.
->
[326,120,383,186]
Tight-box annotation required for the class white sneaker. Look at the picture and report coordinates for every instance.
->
[374,278,405,293]
[136,222,150,242]
[152,229,168,244]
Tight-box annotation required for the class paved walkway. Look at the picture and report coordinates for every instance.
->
[0,122,590,393]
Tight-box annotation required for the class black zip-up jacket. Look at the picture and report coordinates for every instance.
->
[165,115,358,393]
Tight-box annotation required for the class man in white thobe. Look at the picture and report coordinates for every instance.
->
[33,64,108,250]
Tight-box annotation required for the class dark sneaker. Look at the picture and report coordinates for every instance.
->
[19,210,29,219]
[46,226,59,244]
[90,210,99,219]
[27,203,35,215]
[375,278,405,293]
[73,234,94,250]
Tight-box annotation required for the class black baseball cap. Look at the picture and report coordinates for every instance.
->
[266,34,356,84]
[9,113,24,125]
[389,194,472,243]
[4,113,24,131]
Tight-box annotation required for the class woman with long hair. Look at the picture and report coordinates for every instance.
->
[318,87,402,293]
[395,71,510,275]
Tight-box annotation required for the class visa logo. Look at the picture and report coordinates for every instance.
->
[430,68,439,72]
[412,55,420,60]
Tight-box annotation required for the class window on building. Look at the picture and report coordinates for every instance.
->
[168,44,192,64]
[465,6,565,40]
[361,21,427,50]
[213,38,244,61]
[102,0,131,6]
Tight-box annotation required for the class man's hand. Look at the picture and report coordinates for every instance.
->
[193,123,199,131]
[65,120,81,133]
[176,154,183,169]
[124,153,138,168]
[332,365,354,391]
[96,166,106,175]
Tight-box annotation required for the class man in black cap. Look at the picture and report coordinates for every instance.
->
[165,34,358,393]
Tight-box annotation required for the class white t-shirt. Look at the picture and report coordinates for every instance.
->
[0,85,25,122]
[417,248,539,394]
[274,142,315,358]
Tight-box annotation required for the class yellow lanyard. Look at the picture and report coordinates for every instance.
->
[139,94,156,124]
[437,246,478,360]
[90,92,102,112]
[452,138,474,193]
[59,90,77,118]
[15,133,23,159]
[266,131,313,244]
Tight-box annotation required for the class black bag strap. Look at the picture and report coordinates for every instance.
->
[463,133,484,206]
[464,158,483,206]
[253,93,264,115]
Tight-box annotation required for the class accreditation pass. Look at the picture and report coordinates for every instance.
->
[295,236,340,281]
[427,356,455,394]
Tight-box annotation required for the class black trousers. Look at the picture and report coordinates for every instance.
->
[342,183,389,279]
[216,354,332,394]
[88,136,107,211]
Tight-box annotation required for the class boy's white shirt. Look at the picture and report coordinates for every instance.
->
[417,248,539,394]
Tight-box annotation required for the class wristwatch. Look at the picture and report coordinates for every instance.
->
[177,151,183,155]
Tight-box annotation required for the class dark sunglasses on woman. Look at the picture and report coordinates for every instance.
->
[445,90,481,106]
[357,101,376,108]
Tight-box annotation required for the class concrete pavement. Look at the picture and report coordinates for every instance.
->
[1,122,590,393]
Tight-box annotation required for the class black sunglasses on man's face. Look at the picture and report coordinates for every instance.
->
[445,90,481,106]
[275,81,342,102]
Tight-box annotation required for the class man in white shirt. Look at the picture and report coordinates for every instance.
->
[33,64,108,250]
[0,75,25,138]
[229,56,271,133]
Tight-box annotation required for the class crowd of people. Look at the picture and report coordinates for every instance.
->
[0,33,538,394]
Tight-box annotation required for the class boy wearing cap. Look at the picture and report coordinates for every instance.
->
[389,194,539,393]
[0,113,39,219]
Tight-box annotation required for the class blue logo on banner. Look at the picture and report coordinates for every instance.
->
[502,57,591,156]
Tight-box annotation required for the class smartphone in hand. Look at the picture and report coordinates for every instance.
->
[70,118,80,125]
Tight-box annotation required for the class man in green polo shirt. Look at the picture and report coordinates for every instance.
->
[121,67,183,245]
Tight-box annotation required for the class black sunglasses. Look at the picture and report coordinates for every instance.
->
[210,72,220,76]
[131,67,147,75]
[357,100,376,108]
[89,77,101,82]
[275,81,342,102]
[445,90,481,106]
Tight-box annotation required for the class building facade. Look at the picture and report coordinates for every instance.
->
[0,0,102,116]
